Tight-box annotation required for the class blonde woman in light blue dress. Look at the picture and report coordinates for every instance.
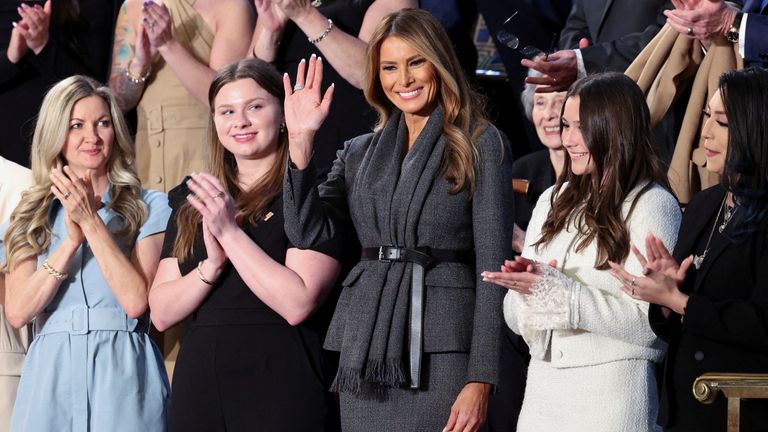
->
[1,76,169,431]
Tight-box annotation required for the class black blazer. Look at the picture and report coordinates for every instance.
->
[650,185,768,431]
[559,0,671,73]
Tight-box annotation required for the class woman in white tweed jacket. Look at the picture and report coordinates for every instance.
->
[483,72,681,431]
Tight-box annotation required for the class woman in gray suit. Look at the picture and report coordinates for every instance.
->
[281,8,512,432]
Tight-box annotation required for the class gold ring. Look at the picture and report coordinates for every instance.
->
[630,277,636,287]
[63,192,71,199]
[215,191,225,198]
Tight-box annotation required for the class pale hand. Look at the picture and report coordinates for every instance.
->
[184,173,239,240]
[255,0,289,32]
[283,55,334,168]
[7,24,28,64]
[143,1,174,49]
[49,167,102,230]
[273,0,313,21]
[15,0,51,54]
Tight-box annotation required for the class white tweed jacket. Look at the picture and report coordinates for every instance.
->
[504,182,681,367]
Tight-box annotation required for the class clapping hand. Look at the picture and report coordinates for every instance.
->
[272,0,312,21]
[49,167,102,244]
[255,0,288,32]
[481,256,558,295]
[142,0,174,49]
[14,0,51,54]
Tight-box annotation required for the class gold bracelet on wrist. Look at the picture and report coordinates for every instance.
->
[308,19,333,44]
[197,261,216,286]
[125,59,151,84]
[42,260,68,281]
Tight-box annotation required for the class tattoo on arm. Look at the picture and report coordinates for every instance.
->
[109,9,145,111]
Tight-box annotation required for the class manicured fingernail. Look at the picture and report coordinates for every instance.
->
[300,58,305,63]
[20,3,29,9]
[317,56,322,62]
[310,53,316,58]
[11,21,17,27]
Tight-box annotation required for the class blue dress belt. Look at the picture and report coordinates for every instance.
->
[361,246,474,389]
[33,307,147,430]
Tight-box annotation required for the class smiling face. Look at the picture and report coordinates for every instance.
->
[701,89,729,176]
[213,78,283,162]
[61,95,114,177]
[532,89,566,150]
[561,96,594,175]
[378,36,439,119]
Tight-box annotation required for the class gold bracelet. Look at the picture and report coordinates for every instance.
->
[42,260,68,281]
[125,59,151,84]
[197,261,215,286]
[308,19,333,44]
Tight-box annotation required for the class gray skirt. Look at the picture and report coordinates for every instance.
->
[340,352,468,431]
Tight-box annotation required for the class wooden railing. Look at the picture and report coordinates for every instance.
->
[693,373,768,432]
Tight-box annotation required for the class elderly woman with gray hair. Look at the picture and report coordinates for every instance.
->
[511,70,567,253]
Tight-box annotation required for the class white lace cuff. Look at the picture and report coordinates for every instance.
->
[520,264,581,331]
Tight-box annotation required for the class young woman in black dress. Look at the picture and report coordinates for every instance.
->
[149,58,342,431]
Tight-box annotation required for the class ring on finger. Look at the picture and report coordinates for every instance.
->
[63,191,71,199]
[687,27,694,36]
[632,287,635,296]
[630,277,637,287]
[293,83,305,92]
[214,191,225,199]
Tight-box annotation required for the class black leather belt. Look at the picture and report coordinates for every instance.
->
[361,246,474,389]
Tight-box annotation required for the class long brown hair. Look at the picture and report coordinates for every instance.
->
[363,8,489,195]
[535,72,669,269]
[172,59,287,261]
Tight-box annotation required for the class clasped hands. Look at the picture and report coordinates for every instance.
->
[7,0,51,64]
[664,0,739,46]
[49,166,102,246]
[184,173,238,270]
[482,256,558,295]
[254,0,313,31]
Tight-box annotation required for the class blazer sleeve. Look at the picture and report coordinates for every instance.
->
[569,1,672,73]
[744,13,768,66]
[283,140,356,249]
[467,126,514,386]
[559,0,591,51]
[681,244,768,354]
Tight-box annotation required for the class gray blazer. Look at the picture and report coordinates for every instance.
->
[283,109,513,389]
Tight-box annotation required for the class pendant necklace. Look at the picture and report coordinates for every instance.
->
[693,195,736,270]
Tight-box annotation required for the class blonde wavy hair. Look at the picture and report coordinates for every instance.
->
[364,8,489,195]
[2,75,146,272]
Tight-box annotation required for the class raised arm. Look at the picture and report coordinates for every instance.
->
[146,0,254,106]
[109,0,151,111]
[269,0,416,89]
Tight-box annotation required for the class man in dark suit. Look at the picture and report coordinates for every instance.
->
[664,0,768,67]
[523,0,671,92]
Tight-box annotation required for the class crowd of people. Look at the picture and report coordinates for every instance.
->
[0,1,767,431]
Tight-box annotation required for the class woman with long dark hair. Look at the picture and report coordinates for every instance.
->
[484,72,681,431]
[610,67,768,431]
[149,58,342,431]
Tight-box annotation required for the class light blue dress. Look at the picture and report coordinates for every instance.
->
[1,188,171,432]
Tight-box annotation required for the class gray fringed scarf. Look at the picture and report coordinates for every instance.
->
[325,106,447,394]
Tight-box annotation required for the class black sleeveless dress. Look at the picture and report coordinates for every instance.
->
[162,185,342,431]
[274,0,377,182]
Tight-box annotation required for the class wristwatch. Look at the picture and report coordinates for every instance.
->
[726,11,744,43]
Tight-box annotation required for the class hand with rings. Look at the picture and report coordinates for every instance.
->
[608,259,690,315]
[283,54,334,168]
[185,173,239,239]
[49,166,101,245]
[142,0,173,49]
